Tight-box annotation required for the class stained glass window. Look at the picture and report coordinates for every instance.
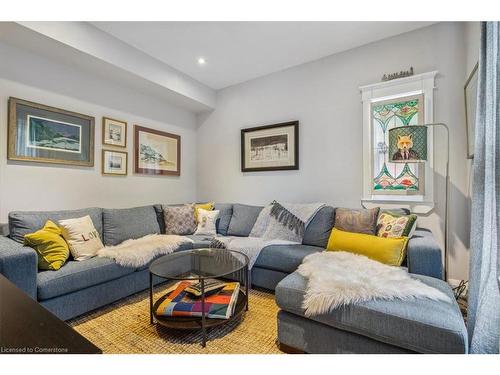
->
[371,95,424,194]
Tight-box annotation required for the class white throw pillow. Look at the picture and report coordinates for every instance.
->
[59,215,104,261]
[194,209,219,236]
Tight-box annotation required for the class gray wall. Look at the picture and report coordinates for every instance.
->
[0,40,198,222]
[197,22,472,280]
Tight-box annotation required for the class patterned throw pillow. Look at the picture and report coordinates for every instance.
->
[163,204,197,235]
[376,211,417,238]
[334,207,380,235]
[194,209,219,236]
[194,202,215,222]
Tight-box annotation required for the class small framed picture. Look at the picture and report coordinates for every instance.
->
[102,150,128,176]
[241,121,299,172]
[103,117,127,148]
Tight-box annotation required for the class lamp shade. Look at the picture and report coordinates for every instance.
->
[388,125,428,163]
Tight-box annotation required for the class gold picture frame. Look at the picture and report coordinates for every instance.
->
[8,97,95,167]
[102,149,128,176]
[102,117,127,148]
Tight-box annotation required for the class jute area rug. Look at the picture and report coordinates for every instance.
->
[68,283,282,354]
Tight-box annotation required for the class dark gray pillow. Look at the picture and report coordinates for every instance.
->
[334,207,380,235]
[9,207,103,244]
[227,204,263,237]
[214,203,233,236]
[103,205,161,246]
[302,206,335,248]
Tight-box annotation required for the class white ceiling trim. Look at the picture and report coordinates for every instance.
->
[6,22,216,112]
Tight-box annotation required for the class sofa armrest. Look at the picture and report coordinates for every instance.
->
[407,229,443,280]
[0,236,37,298]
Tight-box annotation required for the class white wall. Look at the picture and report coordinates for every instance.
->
[462,22,481,283]
[197,22,471,280]
[0,40,198,222]
[465,22,481,76]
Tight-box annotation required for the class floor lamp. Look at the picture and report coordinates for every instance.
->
[388,123,450,281]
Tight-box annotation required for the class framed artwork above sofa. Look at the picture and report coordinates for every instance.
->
[134,125,181,176]
[7,97,95,167]
[241,120,299,172]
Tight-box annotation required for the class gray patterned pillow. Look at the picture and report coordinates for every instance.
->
[334,207,380,235]
[163,204,197,235]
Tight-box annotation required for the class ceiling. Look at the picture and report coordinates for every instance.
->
[92,21,435,90]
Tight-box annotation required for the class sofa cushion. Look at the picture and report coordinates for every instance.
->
[9,208,103,244]
[102,205,161,246]
[214,203,233,236]
[37,257,135,300]
[302,206,335,248]
[275,272,468,354]
[227,204,263,236]
[254,244,323,273]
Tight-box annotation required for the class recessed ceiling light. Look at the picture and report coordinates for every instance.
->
[197,57,206,65]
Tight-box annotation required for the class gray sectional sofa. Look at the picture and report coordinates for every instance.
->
[0,202,465,353]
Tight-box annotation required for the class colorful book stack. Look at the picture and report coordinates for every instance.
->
[156,280,240,319]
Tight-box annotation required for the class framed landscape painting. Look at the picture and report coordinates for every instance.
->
[102,150,127,176]
[102,117,127,148]
[134,125,180,176]
[8,97,95,167]
[241,121,299,172]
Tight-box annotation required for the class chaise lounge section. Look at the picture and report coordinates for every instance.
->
[275,271,468,354]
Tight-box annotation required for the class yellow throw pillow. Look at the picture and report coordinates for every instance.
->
[24,220,70,271]
[194,202,215,222]
[326,228,408,266]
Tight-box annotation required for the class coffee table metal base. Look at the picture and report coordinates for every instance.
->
[149,274,249,347]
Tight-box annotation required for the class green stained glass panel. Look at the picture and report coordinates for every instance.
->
[371,95,423,193]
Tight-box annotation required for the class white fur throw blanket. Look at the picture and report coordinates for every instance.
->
[212,201,325,269]
[97,234,192,268]
[298,251,450,317]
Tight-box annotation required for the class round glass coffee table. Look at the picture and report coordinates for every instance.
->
[149,248,249,347]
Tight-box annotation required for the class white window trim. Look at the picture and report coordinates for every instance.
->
[359,71,438,214]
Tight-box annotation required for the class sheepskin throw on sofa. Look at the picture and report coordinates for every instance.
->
[98,234,192,268]
[298,251,450,316]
